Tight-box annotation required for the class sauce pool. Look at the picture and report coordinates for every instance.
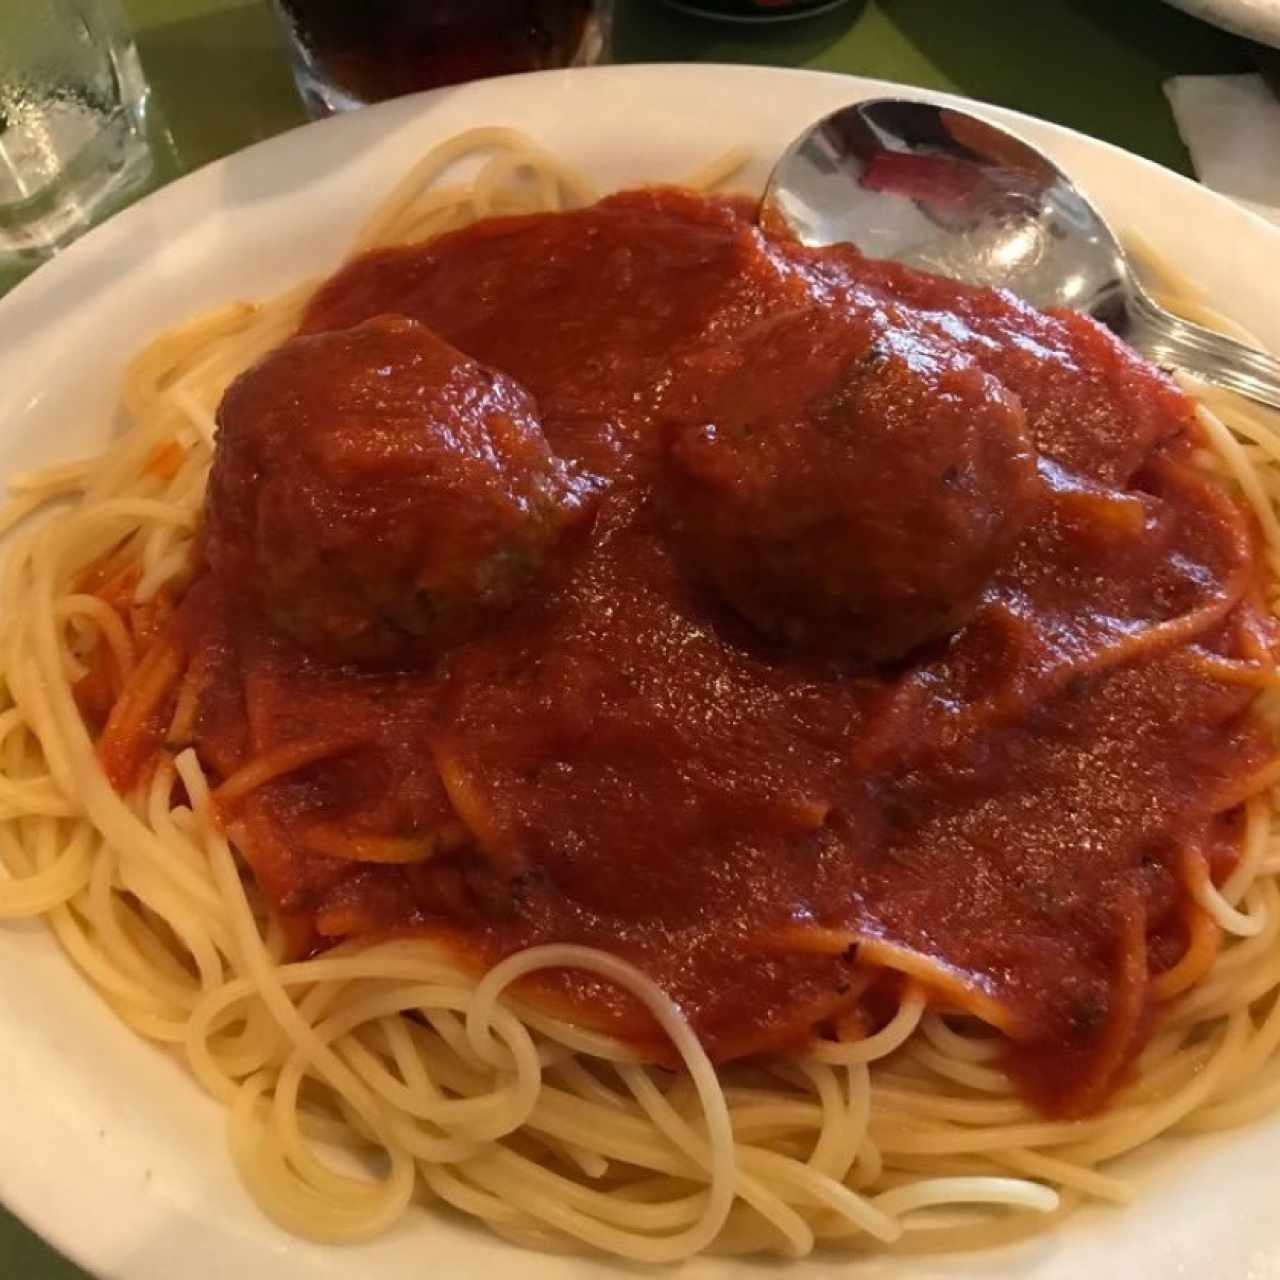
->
[173,189,1275,1117]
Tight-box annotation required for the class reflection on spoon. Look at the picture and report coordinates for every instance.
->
[763,98,1280,412]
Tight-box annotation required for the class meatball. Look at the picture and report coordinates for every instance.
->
[663,312,1042,662]
[206,315,596,665]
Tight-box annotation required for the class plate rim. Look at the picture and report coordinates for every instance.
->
[6,61,1280,333]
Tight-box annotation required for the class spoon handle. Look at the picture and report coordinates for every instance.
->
[1121,288,1280,414]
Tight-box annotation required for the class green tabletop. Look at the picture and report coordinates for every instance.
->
[0,0,1273,1275]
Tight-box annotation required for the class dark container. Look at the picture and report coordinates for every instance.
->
[274,0,606,115]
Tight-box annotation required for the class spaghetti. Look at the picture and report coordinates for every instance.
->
[2,128,1280,1261]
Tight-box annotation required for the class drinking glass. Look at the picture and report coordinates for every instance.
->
[271,0,612,119]
[0,0,152,265]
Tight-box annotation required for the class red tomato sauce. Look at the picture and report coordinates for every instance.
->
[171,189,1275,1116]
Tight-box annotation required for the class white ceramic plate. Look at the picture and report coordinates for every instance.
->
[1,64,1279,1280]
[1162,0,1280,46]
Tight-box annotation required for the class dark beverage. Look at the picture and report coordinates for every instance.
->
[274,0,604,116]
[662,0,852,19]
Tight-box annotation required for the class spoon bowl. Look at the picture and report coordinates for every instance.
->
[763,99,1280,411]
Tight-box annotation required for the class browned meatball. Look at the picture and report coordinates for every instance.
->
[663,311,1042,662]
[206,315,596,665]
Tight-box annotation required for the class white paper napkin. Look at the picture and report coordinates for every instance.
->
[1164,72,1280,228]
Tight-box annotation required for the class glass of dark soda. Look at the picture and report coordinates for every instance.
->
[272,0,610,117]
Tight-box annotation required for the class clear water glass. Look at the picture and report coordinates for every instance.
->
[0,0,152,265]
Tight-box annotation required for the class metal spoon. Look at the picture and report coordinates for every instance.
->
[762,98,1280,412]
